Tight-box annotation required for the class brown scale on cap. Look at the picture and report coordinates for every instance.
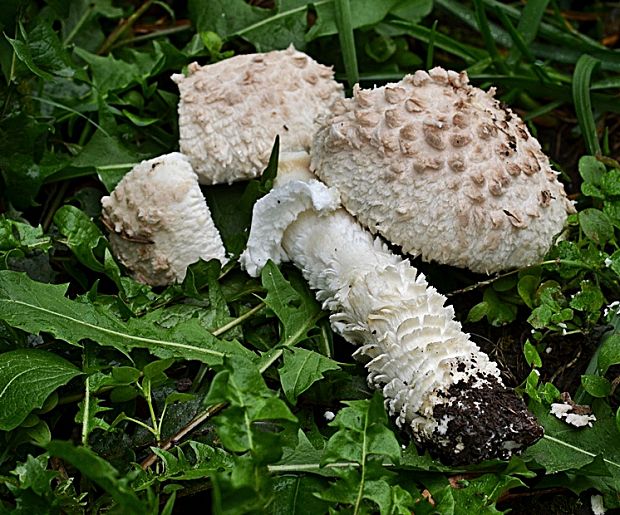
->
[311,67,575,273]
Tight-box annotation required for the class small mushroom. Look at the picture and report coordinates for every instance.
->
[101,153,226,286]
[311,68,575,274]
[172,45,344,185]
[241,152,543,464]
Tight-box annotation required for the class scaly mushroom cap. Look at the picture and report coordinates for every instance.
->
[311,68,575,273]
[101,153,226,286]
[172,45,344,185]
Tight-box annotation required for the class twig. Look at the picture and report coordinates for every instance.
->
[98,0,155,55]
[140,402,227,470]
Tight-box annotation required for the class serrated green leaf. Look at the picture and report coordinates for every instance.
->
[581,375,612,398]
[46,441,144,514]
[323,392,401,466]
[71,131,144,192]
[261,261,322,347]
[7,20,78,80]
[0,217,51,254]
[205,355,297,459]
[0,349,82,431]
[11,454,58,496]
[270,475,331,514]
[279,348,339,404]
[74,45,164,95]
[0,270,255,365]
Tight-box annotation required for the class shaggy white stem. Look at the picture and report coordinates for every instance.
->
[241,152,542,463]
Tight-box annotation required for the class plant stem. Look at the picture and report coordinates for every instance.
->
[64,4,94,46]
[140,402,227,469]
[447,259,591,296]
[98,0,155,55]
[211,302,266,337]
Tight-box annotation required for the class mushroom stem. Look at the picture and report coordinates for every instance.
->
[241,152,543,464]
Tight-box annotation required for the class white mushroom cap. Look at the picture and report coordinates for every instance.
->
[172,45,344,185]
[311,68,575,273]
[101,153,226,286]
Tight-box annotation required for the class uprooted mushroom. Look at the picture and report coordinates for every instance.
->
[241,152,543,464]
[100,51,565,462]
[101,153,226,286]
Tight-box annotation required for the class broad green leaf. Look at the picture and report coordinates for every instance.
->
[0,349,82,431]
[517,274,539,309]
[189,0,310,51]
[569,280,605,314]
[308,0,402,40]
[391,0,432,21]
[53,205,108,273]
[598,333,620,374]
[278,347,339,404]
[601,168,620,197]
[523,340,542,368]
[0,151,70,209]
[71,131,144,191]
[261,261,323,347]
[467,301,488,323]
[0,270,255,365]
[450,474,525,514]
[46,441,144,514]
[581,375,611,398]
[480,287,518,326]
[524,400,620,488]
[579,208,615,245]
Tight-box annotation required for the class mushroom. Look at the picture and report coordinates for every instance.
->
[101,153,226,286]
[241,152,543,464]
[172,45,344,185]
[310,68,575,273]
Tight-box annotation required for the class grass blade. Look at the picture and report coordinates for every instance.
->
[511,0,549,47]
[472,0,508,73]
[572,54,601,156]
[334,0,359,87]
[425,19,438,69]
[385,20,485,64]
